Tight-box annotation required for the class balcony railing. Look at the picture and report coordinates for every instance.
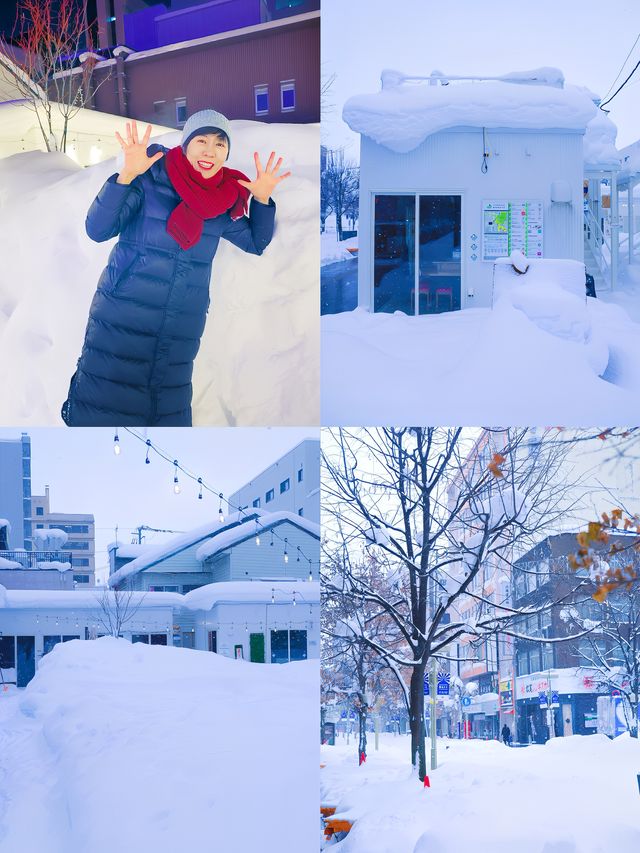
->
[0,551,73,569]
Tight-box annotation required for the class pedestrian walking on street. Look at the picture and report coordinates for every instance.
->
[501,724,512,746]
[61,111,290,426]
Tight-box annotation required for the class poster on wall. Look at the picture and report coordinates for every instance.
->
[482,200,544,261]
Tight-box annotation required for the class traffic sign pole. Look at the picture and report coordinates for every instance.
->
[430,658,437,771]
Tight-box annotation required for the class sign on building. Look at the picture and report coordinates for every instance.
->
[482,200,544,261]
[437,672,451,696]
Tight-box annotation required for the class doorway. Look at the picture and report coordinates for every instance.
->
[373,194,462,315]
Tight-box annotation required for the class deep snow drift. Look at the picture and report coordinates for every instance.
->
[321,259,640,424]
[0,120,319,426]
[320,733,640,852]
[0,638,318,853]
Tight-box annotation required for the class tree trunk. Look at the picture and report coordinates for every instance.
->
[358,706,367,761]
[409,664,426,779]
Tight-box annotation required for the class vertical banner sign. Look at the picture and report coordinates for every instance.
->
[482,200,544,260]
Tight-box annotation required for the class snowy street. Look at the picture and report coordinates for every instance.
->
[321,733,640,852]
[0,639,318,853]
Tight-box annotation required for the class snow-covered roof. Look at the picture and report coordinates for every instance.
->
[583,111,620,171]
[619,139,640,180]
[343,67,599,154]
[0,581,319,612]
[107,542,149,559]
[195,511,320,562]
[183,580,319,609]
[108,511,264,586]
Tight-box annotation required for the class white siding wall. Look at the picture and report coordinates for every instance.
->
[359,128,585,309]
[226,522,319,581]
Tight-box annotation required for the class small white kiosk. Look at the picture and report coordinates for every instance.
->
[344,68,602,314]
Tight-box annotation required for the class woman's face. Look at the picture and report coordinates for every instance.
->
[185,133,229,178]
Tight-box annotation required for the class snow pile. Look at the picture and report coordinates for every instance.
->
[0,120,319,426]
[343,69,597,154]
[0,638,318,853]
[0,557,21,569]
[36,561,72,573]
[320,733,640,852]
[583,111,620,170]
[321,231,358,266]
[322,256,640,423]
[31,528,69,550]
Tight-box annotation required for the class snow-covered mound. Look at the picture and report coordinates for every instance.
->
[0,120,319,426]
[583,110,620,170]
[321,231,358,265]
[0,637,317,852]
[343,68,598,153]
[321,733,640,852]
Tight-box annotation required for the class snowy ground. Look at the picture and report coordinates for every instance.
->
[321,259,640,424]
[0,638,318,853]
[321,732,640,852]
[0,120,319,426]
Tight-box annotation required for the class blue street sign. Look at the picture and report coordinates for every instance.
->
[551,691,560,707]
[437,672,451,696]
[539,691,548,708]
[461,696,471,707]
[424,676,430,696]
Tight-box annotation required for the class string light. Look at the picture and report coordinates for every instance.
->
[271,588,275,604]
[218,493,224,523]
[113,430,120,456]
[292,591,296,607]
[308,561,313,583]
[284,538,289,563]
[112,429,318,569]
[296,546,301,563]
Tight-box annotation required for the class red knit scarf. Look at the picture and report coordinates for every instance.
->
[164,145,250,250]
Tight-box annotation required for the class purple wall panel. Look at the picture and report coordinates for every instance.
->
[124,5,167,52]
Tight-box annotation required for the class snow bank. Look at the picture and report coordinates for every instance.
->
[0,556,21,569]
[583,111,620,170]
[321,263,640,424]
[321,231,358,265]
[0,120,319,426]
[321,733,640,852]
[0,637,318,853]
[343,69,597,154]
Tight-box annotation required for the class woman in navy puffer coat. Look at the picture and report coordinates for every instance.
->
[62,111,288,426]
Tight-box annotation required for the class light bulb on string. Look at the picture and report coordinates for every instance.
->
[255,521,260,546]
[218,494,224,523]
[308,560,313,582]
[296,546,301,563]
[145,439,151,464]
[270,530,274,547]
[198,478,203,500]
[271,588,275,605]
[113,429,120,456]
[173,460,181,494]
[292,592,296,607]
[284,538,289,564]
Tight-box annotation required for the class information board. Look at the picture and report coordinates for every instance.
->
[482,200,544,261]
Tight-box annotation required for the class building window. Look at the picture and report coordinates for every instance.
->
[297,466,303,482]
[298,508,303,516]
[36,524,43,529]
[148,585,179,592]
[253,498,261,508]
[280,478,290,494]
[175,97,187,127]
[234,644,244,659]
[36,507,44,516]
[153,100,166,115]
[254,85,269,116]
[208,631,217,653]
[266,488,274,503]
[73,574,90,584]
[76,559,90,566]
[280,80,295,112]
[270,629,307,663]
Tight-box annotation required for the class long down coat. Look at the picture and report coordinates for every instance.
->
[62,144,275,426]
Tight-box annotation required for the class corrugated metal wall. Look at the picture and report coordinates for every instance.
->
[359,129,585,310]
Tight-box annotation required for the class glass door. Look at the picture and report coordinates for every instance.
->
[373,194,461,315]
[418,195,462,314]
[373,195,415,314]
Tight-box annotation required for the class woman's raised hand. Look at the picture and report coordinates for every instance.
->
[115,122,164,184]
[237,152,291,204]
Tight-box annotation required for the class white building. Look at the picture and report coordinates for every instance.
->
[344,68,616,315]
[31,486,96,585]
[0,580,319,687]
[228,439,320,522]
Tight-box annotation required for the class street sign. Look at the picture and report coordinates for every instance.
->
[550,691,560,709]
[437,672,451,696]
[461,696,471,707]
[539,691,548,708]
[424,676,429,696]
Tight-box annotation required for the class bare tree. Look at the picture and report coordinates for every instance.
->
[0,0,105,153]
[322,427,592,780]
[321,147,359,238]
[94,588,146,638]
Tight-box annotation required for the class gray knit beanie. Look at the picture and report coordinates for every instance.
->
[181,109,231,156]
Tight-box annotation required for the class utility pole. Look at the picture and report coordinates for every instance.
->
[430,657,437,770]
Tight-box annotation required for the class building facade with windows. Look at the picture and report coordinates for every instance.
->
[31,487,96,586]
[0,580,319,687]
[0,434,32,551]
[63,5,319,128]
[229,439,320,521]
